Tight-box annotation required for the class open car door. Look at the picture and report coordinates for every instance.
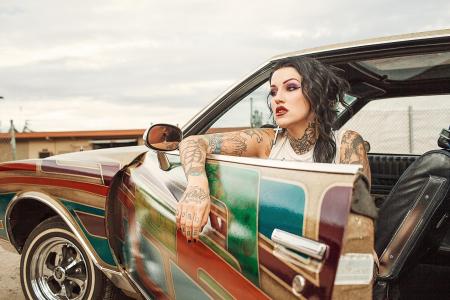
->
[106,151,373,299]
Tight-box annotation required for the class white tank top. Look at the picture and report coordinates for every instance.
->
[269,129,346,163]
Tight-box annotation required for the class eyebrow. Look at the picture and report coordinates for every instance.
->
[270,78,301,87]
[282,78,301,84]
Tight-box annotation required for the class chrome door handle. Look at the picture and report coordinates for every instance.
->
[271,228,328,261]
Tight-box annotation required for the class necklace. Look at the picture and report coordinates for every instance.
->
[287,122,317,155]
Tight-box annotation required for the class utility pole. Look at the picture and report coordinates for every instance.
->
[10,120,16,160]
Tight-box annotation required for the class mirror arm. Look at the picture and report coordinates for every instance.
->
[157,151,171,171]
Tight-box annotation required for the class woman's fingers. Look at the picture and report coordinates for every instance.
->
[179,204,187,236]
[176,204,182,230]
[192,210,202,241]
[185,207,194,242]
[177,186,211,242]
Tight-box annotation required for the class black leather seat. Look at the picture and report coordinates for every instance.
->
[374,128,450,299]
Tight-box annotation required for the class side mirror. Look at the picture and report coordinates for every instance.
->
[144,124,183,151]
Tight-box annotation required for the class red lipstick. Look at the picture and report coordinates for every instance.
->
[275,106,288,116]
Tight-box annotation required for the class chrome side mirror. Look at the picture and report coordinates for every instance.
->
[144,124,183,151]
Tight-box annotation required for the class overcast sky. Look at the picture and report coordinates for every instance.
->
[0,0,449,132]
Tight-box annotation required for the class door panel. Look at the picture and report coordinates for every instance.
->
[107,152,361,299]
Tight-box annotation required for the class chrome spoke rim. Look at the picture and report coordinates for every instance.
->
[29,236,89,300]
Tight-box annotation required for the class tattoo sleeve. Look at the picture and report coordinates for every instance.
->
[204,128,274,157]
[179,137,208,178]
[179,129,274,180]
[340,130,372,186]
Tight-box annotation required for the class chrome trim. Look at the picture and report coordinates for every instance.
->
[5,192,137,294]
[292,275,306,296]
[123,270,152,300]
[102,269,138,294]
[157,151,171,171]
[271,229,328,261]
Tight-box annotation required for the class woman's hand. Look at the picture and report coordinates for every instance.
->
[176,184,211,242]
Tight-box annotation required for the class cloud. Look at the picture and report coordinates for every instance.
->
[0,0,449,131]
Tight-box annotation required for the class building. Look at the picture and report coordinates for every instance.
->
[0,129,146,162]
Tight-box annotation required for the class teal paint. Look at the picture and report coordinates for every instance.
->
[0,193,16,239]
[259,179,305,239]
[60,199,116,266]
[139,235,169,294]
[170,261,210,300]
[60,199,105,216]
[206,164,260,286]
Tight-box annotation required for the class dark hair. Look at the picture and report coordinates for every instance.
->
[268,56,350,163]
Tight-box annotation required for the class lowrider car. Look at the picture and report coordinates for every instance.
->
[1,29,450,300]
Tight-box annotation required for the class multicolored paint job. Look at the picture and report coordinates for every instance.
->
[0,192,16,240]
[108,151,358,299]
[0,154,126,269]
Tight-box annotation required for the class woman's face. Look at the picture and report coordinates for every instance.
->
[270,67,314,130]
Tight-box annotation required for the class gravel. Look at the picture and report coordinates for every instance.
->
[0,245,25,300]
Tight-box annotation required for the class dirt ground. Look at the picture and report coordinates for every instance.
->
[0,245,24,300]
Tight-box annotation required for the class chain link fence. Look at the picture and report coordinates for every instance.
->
[342,96,450,155]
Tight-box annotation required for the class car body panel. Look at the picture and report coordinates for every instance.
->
[107,151,361,299]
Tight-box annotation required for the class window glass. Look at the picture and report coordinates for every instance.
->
[355,51,450,81]
[209,82,273,132]
[342,95,450,154]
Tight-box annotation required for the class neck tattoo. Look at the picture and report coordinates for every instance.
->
[287,122,317,155]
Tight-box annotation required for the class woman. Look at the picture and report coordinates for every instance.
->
[177,57,371,242]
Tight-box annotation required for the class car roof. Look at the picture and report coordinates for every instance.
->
[270,29,450,61]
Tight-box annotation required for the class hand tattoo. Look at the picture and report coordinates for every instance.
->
[181,187,209,205]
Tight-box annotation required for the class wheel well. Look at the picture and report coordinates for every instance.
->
[8,198,58,253]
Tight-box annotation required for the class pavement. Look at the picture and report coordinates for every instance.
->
[0,245,24,300]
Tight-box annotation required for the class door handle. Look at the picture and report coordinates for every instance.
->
[271,228,328,261]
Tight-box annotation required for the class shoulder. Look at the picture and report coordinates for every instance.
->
[341,130,364,145]
[339,130,366,162]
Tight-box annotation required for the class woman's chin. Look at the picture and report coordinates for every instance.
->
[275,120,289,128]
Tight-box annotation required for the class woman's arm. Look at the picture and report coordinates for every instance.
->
[339,130,372,186]
[177,128,274,242]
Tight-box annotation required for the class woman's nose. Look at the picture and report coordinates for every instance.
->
[274,98,284,104]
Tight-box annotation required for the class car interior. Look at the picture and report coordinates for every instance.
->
[329,49,450,299]
[200,42,450,298]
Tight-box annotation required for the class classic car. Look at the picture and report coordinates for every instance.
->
[0,29,450,300]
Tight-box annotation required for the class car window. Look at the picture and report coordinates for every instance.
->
[208,81,274,132]
[342,95,450,154]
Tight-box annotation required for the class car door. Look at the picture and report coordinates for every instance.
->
[106,149,363,299]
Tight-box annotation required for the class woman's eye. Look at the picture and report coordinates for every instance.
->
[269,90,277,97]
[287,84,300,91]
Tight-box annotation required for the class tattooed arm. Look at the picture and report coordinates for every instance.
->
[339,130,372,186]
[176,128,275,242]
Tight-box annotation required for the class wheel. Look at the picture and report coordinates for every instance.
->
[20,216,122,300]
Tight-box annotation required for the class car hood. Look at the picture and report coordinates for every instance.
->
[47,145,148,168]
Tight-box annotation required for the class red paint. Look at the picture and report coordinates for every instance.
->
[0,177,108,196]
[75,211,107,238]
[318,186,352,298]
[177,231,270,300]
[0,162,37,172]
